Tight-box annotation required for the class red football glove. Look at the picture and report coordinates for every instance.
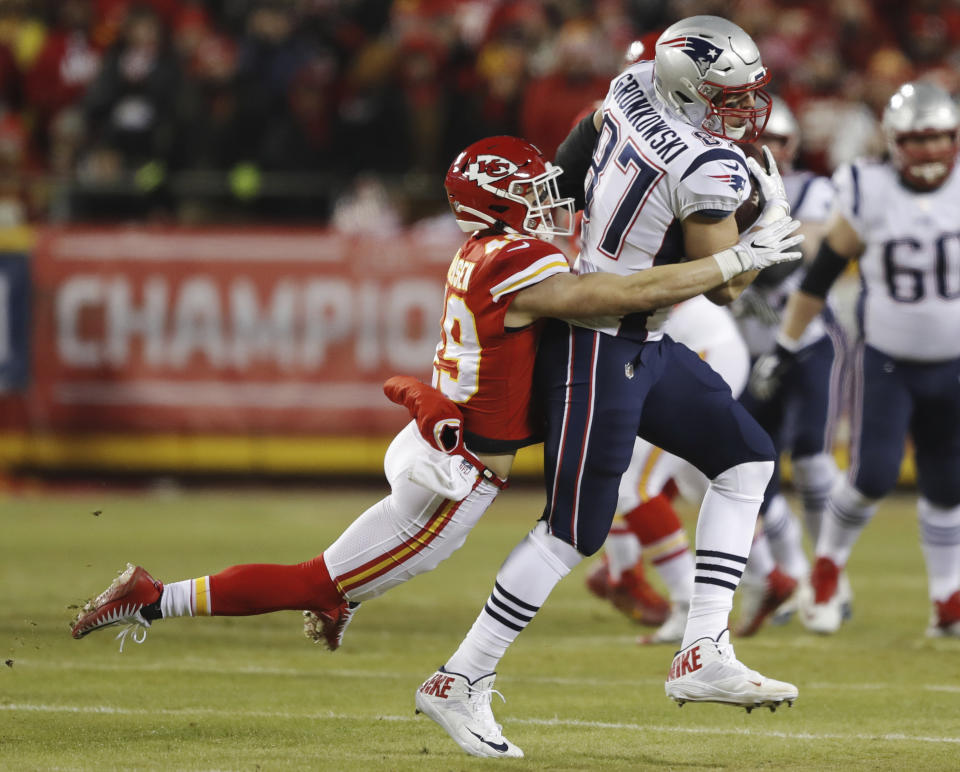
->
[383,376,464,454]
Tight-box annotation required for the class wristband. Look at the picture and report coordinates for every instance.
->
[775,330,803,353]
[799,239,848,299]
[712,247,745,282]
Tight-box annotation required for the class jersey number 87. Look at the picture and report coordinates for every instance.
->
[584,114,663,259]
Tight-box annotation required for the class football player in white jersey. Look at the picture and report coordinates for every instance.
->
[733,97,850,635]
[418,18,804,755]
[761,81,960,637]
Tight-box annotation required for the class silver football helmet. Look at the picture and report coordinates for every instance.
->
[654,15,771,142]
[762,95,800,168]
[882,81,960,190]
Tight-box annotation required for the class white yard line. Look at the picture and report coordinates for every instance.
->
[1,703,958,745]
[13,658,960,693]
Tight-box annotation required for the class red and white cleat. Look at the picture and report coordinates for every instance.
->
[585,559,669,626]
[71,564,163,649]
[927,590,960,638]
[800,556,844,634]
[734,567,798,637]
[303,601,360,651]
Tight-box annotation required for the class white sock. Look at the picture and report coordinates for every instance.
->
[918,498,960,602]
[763,494,810,580]
[816,480,876,567]
[792,453,838,545]
[160,577,210,618]
[605,525,641,581]
[683,460,772,648]
[444,522,582,681]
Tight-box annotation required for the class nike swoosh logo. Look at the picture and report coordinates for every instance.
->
[468,730,509,753]
[748,680,762,687]
[721,161,742,171]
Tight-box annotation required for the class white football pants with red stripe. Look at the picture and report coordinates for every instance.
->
[323,422,501,602]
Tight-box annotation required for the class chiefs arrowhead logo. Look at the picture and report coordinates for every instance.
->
[465,154,518,186]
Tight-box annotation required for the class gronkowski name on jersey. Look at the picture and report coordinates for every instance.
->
[835,158,960,362]
[432,233,570,451]
[575,60,751,341]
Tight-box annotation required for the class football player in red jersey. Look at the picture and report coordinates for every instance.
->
[71,136,800,754]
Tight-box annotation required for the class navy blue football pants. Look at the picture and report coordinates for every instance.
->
[740,330,847,511]
[536,320,775,556]
[848,344,960,507]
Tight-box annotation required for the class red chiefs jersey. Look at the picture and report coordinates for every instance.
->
[432,232,570,452]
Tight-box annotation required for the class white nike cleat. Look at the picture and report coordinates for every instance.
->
[638,601,688,645]
[664,629,798,712]
[415,668,523,758]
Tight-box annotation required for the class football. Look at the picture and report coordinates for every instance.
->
[733,141,767,233]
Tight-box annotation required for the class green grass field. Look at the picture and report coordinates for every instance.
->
[2,485,958,771]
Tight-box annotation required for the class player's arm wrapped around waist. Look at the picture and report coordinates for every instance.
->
[554,220,802,317]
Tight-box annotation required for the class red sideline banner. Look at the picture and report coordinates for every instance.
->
[25,225,463,436]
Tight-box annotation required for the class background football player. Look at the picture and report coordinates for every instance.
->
[733,96,850,635]
[759,81,960,638]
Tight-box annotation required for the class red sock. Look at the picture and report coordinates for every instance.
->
[207,554,344,616]
[623,493,684,546]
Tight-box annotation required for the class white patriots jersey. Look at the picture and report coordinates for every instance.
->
[573,60,751,341]
[836,159,960,362]
[736,170,838,357]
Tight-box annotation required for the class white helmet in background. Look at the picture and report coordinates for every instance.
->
[882,80,960,190]
[654,15,771,142]
[623,39,646,67]
[763,95,800,169]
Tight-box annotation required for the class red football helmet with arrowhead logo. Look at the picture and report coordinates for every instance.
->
[444,136,575,239]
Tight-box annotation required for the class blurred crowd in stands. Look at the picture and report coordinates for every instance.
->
[0,0,959,226]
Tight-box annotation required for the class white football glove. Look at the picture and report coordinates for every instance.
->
[746,145,790,224]
[714,216,804,280]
